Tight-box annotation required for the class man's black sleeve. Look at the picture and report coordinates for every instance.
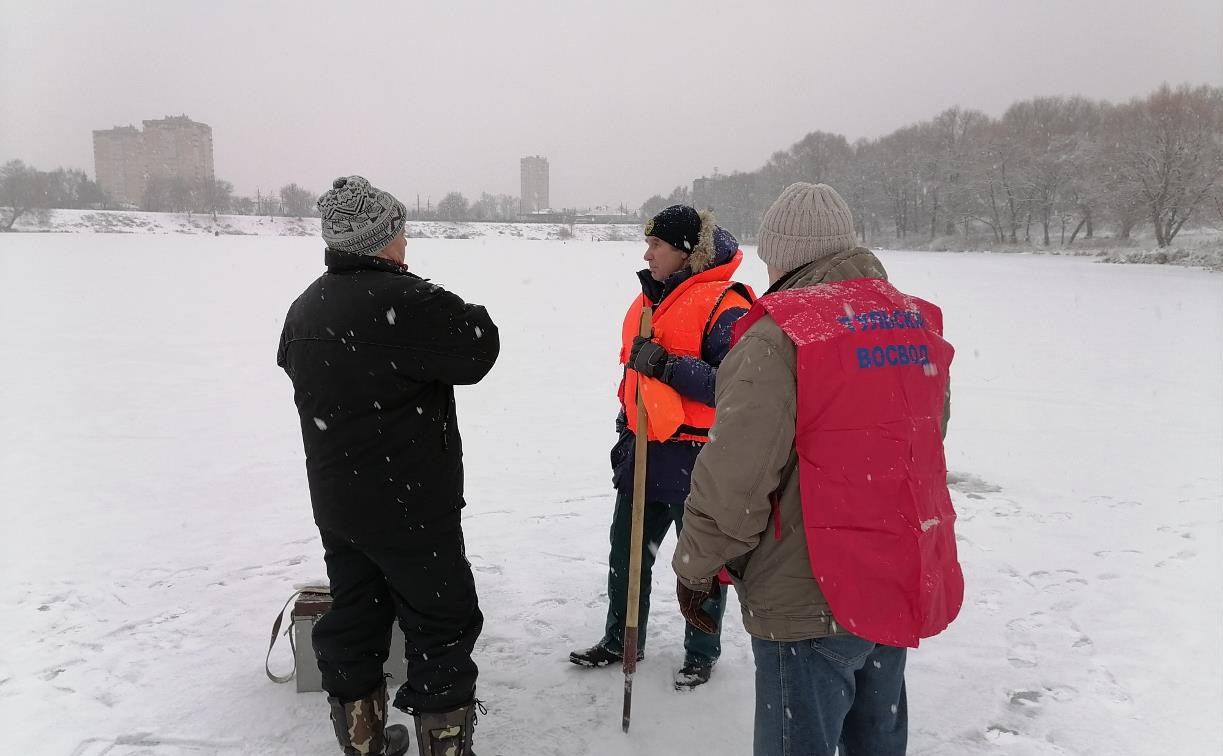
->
[389,282,500,386]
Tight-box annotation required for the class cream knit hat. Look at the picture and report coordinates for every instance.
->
[757,182,857,271]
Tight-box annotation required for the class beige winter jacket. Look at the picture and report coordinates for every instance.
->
[673,247,948,641]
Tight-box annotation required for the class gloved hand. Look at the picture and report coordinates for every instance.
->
[629,336,672,380]
[676,578,720,634]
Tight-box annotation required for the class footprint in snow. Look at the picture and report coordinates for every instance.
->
[1008,685,1079,715]
[1154,549,1197,567]
[946,471,1002,495]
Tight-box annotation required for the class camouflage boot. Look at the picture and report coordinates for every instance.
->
[328,679,411,756]
[413,702,479,756]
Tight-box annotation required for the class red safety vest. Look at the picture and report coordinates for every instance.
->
[620,250,754,443]
[732,277,962,647]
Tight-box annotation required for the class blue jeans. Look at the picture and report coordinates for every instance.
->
[601,489,725,665]
[752,634,907,756]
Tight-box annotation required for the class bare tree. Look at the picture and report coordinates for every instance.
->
[639,194,668,220]
[172,178,195,216]
[468,193,492,221]
[196,177,234,220]
[279,183,315,218]
[0,161,50,231]
[867,126,925,241]
[664,185,691,206]
[920,107,988,240]
[495,193,518,220]
[1004,97,1103,246]
[1110,85,1223,247]
[142,176,169,212]
[38,168,103,209]
[437,191,469,221]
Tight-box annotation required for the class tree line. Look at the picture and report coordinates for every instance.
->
[415,192,521,222]
[0,161,529,229]
[0,162,321,230]
[138,178,318,220]
[642,84,1223,248]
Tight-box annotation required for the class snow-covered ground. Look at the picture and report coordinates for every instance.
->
[0,234,1220,755]
[13,208,1221,270]
[10,208,642,242]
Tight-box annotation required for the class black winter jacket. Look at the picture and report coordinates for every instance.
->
[278,250,499,545]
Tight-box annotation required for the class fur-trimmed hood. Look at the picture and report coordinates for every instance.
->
[684,209,718,272]
[638,222,742,304]
[683,210,739,272]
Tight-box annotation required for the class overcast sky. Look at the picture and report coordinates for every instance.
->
[2,0,1220,209]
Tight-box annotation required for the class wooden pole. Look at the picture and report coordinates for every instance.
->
[622,304,653,733]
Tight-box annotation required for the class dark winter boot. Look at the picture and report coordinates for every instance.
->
[328,679,411,756]
[568,643,644,668]
[413,702,480,756]
[673,660,714,691]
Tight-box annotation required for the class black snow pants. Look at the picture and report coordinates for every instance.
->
[312,522,482,714]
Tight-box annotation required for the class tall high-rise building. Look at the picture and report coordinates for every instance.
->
[91,115,215,207]
[141,115,214,184]
[91,126,145,205]
[692,176,711,211]
[519,155,549,214]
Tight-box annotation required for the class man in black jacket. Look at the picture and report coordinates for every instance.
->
[278,176,498,756]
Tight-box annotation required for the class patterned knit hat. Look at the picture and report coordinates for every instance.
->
[757,182,857,271]
[316,176,407,256]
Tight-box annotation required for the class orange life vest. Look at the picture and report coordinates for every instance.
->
[620,250,754,442]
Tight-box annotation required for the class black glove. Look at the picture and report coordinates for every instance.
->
[676,578,720,634]
[629,336,672,380]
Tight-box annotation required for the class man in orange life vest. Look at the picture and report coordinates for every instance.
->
[672,183,960,755]
[569,205,754,690]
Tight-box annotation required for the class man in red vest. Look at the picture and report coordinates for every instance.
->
[569,205,754,690]
[672,183,960,755]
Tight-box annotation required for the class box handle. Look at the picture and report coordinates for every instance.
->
[266,586,329,684]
